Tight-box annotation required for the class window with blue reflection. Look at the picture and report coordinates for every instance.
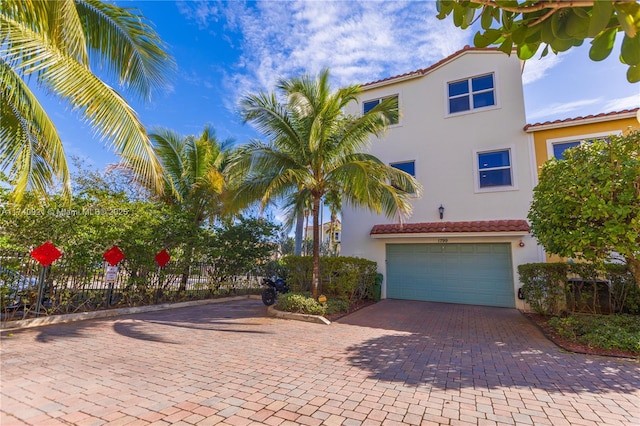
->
[391,161,415,176]
[478,150,511,188]
[363,95,399,124]
[448,73,495,114]
[553,141,581,159]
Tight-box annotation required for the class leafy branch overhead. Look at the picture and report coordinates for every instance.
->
[436,0,640,82]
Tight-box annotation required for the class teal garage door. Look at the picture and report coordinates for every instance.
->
[386,243,515,308]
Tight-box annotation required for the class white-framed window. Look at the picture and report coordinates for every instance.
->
[390,160,416,194]
[363,94,399,125]
[473,146,517,192]
[447,73,496,115]
[390,160,415,177]
[546,131,620,160]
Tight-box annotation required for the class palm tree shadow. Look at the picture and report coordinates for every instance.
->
[110,299,272,342]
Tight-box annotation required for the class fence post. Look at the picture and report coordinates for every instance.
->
[34,265,48,317]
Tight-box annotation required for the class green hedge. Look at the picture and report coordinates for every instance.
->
[276,293,326,315]
[281,256,377,302]
[518,262,640,315]
[518,263,568,315]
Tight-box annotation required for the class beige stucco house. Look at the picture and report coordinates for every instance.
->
[341,47,542,309]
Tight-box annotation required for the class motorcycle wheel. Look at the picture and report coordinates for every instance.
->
[262,288,276,306]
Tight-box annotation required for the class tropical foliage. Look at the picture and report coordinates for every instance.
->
[0,0,175,200]
[208,216,281,285]
[0,163,281,300]
[120,125,235,227]
[436,0,640,82]
[528,130,640,287]
[235,69,421,297]
[0,163,196,269]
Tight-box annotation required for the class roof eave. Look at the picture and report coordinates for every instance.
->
[371,231,530,239]
[524,109,639,132]
[361,46,506,90]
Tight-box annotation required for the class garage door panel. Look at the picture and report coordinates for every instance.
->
[386,243,515,308]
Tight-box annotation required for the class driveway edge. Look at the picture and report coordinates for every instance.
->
[267,305,331,325]
[1,295,262,331]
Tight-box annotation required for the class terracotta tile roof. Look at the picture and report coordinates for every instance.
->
[362,46,501,88]
[524,108,639,131]
[370,220,530,235]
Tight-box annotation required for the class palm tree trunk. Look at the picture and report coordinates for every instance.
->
[294,213,304,255]
[312,196,321,299]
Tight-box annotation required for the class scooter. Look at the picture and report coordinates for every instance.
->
[261,276,289,306]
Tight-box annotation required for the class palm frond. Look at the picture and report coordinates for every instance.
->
[0,59,70,201]
[1,0,166,195]
[38,54,162,192]
[74,0,175,101]
[0,0,87,68]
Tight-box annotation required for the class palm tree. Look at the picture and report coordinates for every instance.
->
[0,0,174,201]
[148,125,233,226]
[117,124,234,291]
[235,69,422,298]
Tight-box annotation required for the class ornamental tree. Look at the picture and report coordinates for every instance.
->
[436,0,640,82]
[528,130,640,286]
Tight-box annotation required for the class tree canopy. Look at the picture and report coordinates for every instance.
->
[235,69,421,297]
[528,130,640,286]
[436,0,640,82]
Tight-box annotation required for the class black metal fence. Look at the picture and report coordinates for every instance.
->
[0,251,262,322]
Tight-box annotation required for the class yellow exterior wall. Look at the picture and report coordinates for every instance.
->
[529,115,639,171]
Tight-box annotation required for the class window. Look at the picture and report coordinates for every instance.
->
[477,149,512,189]
[390,161,416,193]
[448,73,495,114]
[363,95,399,124]
[390,161,415,176]
[552,141,581,160]
[550,135,612,160]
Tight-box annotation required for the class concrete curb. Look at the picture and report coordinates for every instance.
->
[267,305,331,325]
[1,295,263,331]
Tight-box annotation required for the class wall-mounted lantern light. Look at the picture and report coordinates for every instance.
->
[438,204,445,220]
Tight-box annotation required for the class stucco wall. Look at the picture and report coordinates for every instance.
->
[341,49,541,306]
[528,114,639,180]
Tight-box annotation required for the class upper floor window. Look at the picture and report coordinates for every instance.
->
[552,141,581,160]
[363,95,399,125]
[448,73,495,114]
[549,135,613,160]
[390,160,416,193]
[390,160,415,176]
[475,148,514,190]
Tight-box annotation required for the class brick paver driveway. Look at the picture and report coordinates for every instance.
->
[1,299,639,425]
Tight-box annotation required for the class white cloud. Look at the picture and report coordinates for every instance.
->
[176,0,221,29]
[522,51,563,85]
[206,1,470,107]
[603,94,640,112]
[527,98,601,121]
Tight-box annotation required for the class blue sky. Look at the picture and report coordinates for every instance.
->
[42,0,639,172]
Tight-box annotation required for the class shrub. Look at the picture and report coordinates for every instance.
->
[548,314,640,354]
[518,263,568,315]
[605,263,640,314]
[282,256,377,303]
[324,298,350,315]
[275,293,326,316]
